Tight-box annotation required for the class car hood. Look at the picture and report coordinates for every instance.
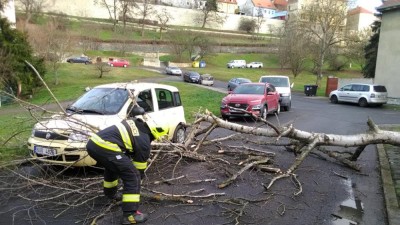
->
[33,113,123,135]
[275,87,290,95]
[223,94,264,103]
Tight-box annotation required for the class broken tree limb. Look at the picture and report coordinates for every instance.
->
[218,158,270,189]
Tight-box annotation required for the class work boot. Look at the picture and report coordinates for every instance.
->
[121,211,148,224]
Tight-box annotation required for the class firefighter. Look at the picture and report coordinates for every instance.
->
[86,105,168,224]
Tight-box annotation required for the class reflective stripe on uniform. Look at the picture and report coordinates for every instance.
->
[133,161,147,170]
[116,123,133,150]
[90,134,121,152]
[122,194,140,202]
[103,179,118,188]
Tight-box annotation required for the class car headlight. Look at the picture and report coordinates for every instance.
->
[68,132,89,142]
[221,100,228,109]
[252,104,262,110]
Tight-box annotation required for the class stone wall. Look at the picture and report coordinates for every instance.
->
[25,0,284,34]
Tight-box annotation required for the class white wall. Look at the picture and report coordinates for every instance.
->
[1,0,16,27]
[375,9,400,100]
[23,0,284,34]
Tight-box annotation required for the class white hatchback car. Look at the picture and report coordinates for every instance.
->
[28,82,187,166]
[329,83,388,107]
[246,62,263,68]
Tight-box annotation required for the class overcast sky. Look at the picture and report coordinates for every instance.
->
[357,0,383,11]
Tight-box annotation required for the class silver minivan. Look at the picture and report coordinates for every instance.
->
[259,75,293,111]
[329,83,388,107]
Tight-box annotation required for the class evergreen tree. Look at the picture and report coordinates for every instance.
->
[362,20,381,78]
[0,17,46,97]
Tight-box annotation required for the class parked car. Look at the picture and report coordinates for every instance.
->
[220,82,280,120]
[66,56,92,64]
[227,60,246,68]
[259,75,293,111]
[329,83,388,107]
[246,62,263,68]
[165,66,182,76]
[108,58,130,67]
[200,74,214,86]
[28,82,187,167]
[227,78,251,91]
[183,71,201,83]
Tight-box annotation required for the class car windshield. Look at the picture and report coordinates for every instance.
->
[260,77,289,87]
[190,73,200,78]
[373,85,387,92]
[233,84,264,95]
[68,88,129,115]
[238,78,251,83]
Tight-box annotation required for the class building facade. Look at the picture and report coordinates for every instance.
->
[374,1,400,102]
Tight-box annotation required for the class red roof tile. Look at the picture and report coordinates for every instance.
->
[273,0,288,6]
[252,0,276,9]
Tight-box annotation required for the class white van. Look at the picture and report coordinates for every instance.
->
[259,75,293,111]
[227,60,246,68]
[27,82,186,166]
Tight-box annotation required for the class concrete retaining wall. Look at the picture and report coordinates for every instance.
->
[25,0,284,34]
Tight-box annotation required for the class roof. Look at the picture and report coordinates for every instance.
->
[348,6,374,16]
[217,0,237,4]
[377,0,400,12]
[252,0,276,9]
[273,0,288,7]
[95,82,180,93]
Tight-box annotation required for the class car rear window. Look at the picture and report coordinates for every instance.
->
[373,85,387,92]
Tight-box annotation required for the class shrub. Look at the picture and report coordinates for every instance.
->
[239,18,256,34]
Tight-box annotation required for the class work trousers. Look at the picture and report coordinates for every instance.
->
[86,140,142,213]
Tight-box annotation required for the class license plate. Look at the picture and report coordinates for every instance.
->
[34,145,57,156]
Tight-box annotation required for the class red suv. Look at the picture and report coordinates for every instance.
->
[220,83,280,120]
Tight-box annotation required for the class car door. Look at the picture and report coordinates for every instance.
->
[265,84,278,112]
[148,88,185,137]
[337,84,352,102]
[348,84,363,103]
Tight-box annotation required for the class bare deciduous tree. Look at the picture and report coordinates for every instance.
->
[295,0,348,86]
[119,0,136,33]
[135,0,155,37]
[94,0,118,32]
[156,8,172,40]
[17,0,46,30]
[95,61,111,78]
[345,29,372,70]
[278,20,310,78]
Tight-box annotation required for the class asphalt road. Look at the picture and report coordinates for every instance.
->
[1,74,400,225]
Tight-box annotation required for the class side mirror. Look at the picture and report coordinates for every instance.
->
[129,105,145,117]
[290,83,294,88]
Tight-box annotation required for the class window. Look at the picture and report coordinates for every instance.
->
[342,85,352,91]
[156,88,175,110]
[137,89,153,112]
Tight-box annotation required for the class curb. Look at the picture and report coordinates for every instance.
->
[377,143,400,225]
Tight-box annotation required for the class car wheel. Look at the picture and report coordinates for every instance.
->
[250,66,253,68]
[330,95,338,104]
[123,65,127,68]
[275,102,281,115]
[261,105,268,120]
[172,124,186,143]
[283,102,291,111]
[85,62,88,65]
[358,98,368,107]
[110,64,114,67]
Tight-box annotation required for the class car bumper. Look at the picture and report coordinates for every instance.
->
[279,96,291,107]
[201,80,214,86]
[369,98,387,104]
[27,137,96,167]
[220,108,260,117]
